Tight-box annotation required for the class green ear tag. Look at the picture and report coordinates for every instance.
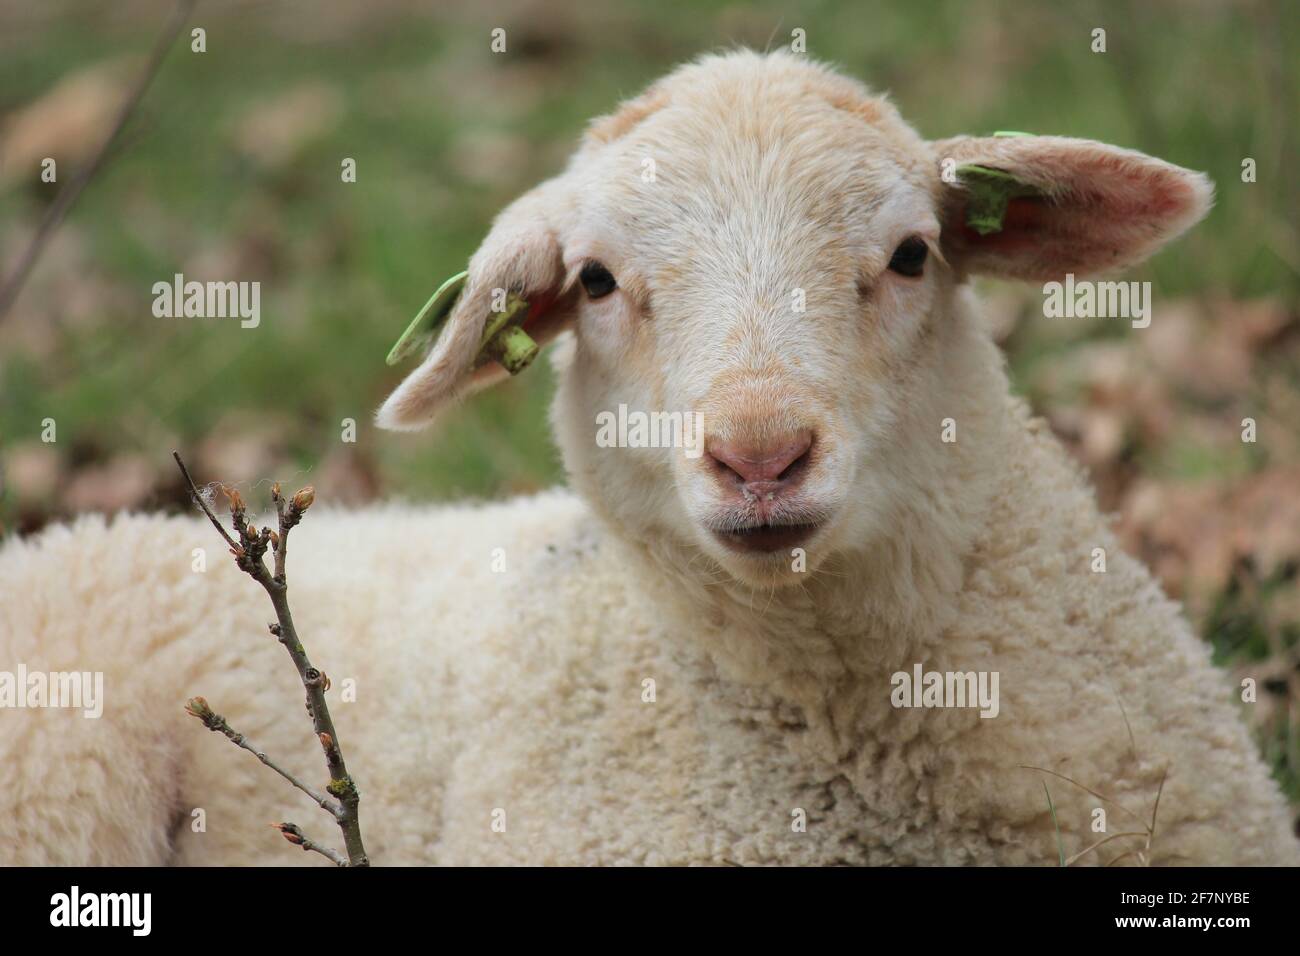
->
[955,131,1037,236]
[386,269,539,375]
[956,164,1039,236]
[477,290,538,375]
[386,271,468,366]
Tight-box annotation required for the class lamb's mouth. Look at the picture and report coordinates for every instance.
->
[713,521,822,555]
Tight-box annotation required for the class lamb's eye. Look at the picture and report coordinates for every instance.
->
[887,237,928,277]
[579,261,617,299]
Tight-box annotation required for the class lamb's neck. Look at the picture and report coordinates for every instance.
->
[646,484,990,699]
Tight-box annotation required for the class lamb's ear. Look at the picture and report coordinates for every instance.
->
[375,183,578,431]
[930,135,1213,282]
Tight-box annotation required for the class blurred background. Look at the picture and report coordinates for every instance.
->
[0,0,1297,812]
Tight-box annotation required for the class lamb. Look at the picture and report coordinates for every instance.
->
[1,49,1296,866]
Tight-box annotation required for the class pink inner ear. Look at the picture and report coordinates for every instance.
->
[465,287,570,389]
[953,174,1204,280]
[957,196,1053,251]
[940,136,1212,281]
[520,284,580,350]
[525,291,558,327]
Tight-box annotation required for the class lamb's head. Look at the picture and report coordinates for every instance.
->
[378,50,1211,590]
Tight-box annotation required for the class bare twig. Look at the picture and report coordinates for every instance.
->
[272,484,289,581]
[184,697,341,818]
[175,450,369,867]
[0,0,198,320]
[272,823,348,867]
[172,451,239,552]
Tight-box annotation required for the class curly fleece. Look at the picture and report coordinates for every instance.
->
[0,410,1295,865]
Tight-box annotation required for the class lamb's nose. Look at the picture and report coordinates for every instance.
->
[706,431,813,492]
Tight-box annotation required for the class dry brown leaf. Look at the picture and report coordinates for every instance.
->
[232,82,342,170]
[0,59,136,189]
[62,454,156,513]
[1,442,63,504]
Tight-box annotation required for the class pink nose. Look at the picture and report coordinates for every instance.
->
[706,431,813,491]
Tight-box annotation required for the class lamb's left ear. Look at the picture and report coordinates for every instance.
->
[375,181,578,431]
[930,134,1213,281]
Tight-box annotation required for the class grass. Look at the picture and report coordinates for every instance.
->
[1043,782,1065,866]
[1026,762,1169,867]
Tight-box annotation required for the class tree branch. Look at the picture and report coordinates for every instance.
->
[184,697,342,819]
[0,0,198,320]
[176,451,370,867]
[271,823,349,867]
[173,450,240,552]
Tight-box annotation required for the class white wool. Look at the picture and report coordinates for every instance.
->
[1,51,1294,865]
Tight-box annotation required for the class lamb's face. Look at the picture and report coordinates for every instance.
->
[551,62,948,586]
[378,51,1211,592]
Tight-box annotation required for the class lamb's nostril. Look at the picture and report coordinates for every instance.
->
[775,441,812,483]
[706,431,814,489]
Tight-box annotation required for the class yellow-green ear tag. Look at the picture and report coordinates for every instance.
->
[385,270,540,375]
[956,131,1038,235]
[956,166,1039,235]
[386,271,468,366]
[475,289,539,375]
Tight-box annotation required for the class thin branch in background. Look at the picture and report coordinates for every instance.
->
[175,450,370,867]
[0,0,198,321]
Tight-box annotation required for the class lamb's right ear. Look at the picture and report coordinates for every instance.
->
[375,183,577,431]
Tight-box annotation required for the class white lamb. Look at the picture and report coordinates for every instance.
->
[1,50,1295,866]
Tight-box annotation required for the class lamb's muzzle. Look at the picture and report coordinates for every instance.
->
[702,429,822,552]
